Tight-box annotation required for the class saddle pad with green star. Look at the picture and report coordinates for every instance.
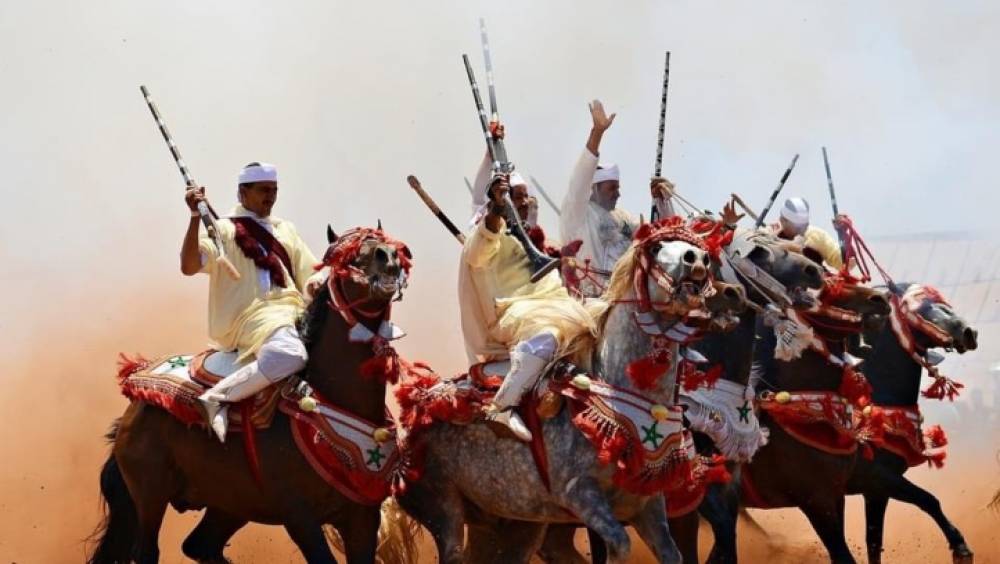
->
[280,397,399,506]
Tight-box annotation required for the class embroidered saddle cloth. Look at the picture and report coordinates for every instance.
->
[117,351,283,430]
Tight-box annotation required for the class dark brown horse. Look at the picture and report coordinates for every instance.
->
[87,226,418,564]
[699,276,890,564]
[849,282,978,564]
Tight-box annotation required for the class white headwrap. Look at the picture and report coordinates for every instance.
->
[779,197,810,227]
[508,172,528,188]
[592,163,620,184]
[238,162,278,184]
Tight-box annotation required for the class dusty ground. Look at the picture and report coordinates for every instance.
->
[1,288,997,563]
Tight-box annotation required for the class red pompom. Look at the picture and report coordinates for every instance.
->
[924,424,948,448]
[626,356,670,390]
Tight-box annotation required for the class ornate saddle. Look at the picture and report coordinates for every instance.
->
[117,350,284,430]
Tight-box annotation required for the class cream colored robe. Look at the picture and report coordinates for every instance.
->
[198,205,321,360]
[458,218,596,365]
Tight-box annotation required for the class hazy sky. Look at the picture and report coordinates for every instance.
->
[2,0,998,366]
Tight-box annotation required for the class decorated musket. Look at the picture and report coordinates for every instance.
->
[754,153,800,229]
[465,27,559,283]
[650,51,671,222]
[822,147,847,263]
[140,85,239,279]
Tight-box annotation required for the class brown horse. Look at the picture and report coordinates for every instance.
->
[699,275,891,564]
[87,226,418,564]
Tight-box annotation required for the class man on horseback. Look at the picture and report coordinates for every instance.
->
[559,99,677,297]
[772,196,844,269]
[181,162,325,441]
[460,174,598,441]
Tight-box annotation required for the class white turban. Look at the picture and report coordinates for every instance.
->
[508,172,528,188]
[780,197,810,227]
[592,163,620,184]
[238,162,278,184]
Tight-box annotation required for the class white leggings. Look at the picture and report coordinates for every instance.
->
[513,331,558,361]
[256,326,309,382]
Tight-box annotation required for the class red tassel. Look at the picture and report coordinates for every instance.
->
[925,451,946,469]
[922,376,963,401]
[839,366,872,408]
[116,353,150,384]
[626,356,670,390]
[704,455,732,485]
[681,362,722,392]
[924,424,948,448]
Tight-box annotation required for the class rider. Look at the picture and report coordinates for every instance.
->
[772,197,844,270]
[459,174,599,442]
[560,99,677,297]
[181,162,325,442]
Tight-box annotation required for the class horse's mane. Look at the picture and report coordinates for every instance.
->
[297,278,332,350]
[588,243,642,342]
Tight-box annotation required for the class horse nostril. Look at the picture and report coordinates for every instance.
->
[723,286,739,300]
[804,265,820,279]
[691,264,707,281]
[964,327,978,349]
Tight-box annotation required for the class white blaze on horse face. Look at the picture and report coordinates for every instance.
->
[648,241,707,308]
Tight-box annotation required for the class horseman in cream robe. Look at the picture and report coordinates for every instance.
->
[771,197,844,269]
[560,100,677,297]
[181,162,325,441]
[459,174,599,442]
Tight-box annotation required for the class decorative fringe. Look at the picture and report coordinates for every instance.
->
[926,451,947,469]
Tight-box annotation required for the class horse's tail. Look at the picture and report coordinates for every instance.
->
[86,419,138,564]
[323,497,421,564]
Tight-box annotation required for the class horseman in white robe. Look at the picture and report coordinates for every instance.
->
[559,100,678,297]
[459,174,600,442]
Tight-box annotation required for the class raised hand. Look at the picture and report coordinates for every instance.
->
[721,199,745,227]
[589,99,616,132]
[650,177,675,200]
[185,185,206,212]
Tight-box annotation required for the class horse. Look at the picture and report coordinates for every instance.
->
[847,282,978,564]
[697,271,891,564]
[395,220,727,564]
[87,226,418,564]
[535,230,830,564]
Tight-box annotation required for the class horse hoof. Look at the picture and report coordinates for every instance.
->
[952,544,974,564]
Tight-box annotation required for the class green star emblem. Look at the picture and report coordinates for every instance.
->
[366,447,386,469]
[166,356,189,369]
[641,423,664,448]
[737,400,752,424]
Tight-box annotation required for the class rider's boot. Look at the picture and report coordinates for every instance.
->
[485,348,549,442]
[198,361,271,443]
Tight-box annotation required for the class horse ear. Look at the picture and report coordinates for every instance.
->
[377,218,383,231]
[327,224,338,244]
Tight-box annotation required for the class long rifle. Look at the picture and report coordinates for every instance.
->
[140,85,239,279]
[755,154,800,228]
[650,51,671,222]
[529,176,561,217]
[822,147,847,263]
[407,175,466,244]
[467,23,558,282]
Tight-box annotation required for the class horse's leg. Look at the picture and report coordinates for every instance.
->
[874,470,973,563]
[799,498,856,564]
[467,520,546,564]
[283,518,338,564]
[335,506,380,564]
[395,482,465,564]
[699,482,738,564]
[537,525,590,564]
[631,495,682,564]
[132,492,169,564]
[181,508,247,564]
[862,493,888,564]
[668,511,700,564]
[556,476,631,563]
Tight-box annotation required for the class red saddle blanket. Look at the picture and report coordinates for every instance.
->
[117,352,283,430]
[757,390,865,456]
[871,405,947,468]
[396,362,727,508]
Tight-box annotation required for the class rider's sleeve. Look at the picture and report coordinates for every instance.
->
[463,217,504,270]
[471,150,492,211]
[805,227,843,269]
[560,147,598,245]
[654,196,676,219]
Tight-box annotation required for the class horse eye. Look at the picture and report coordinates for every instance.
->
[683,250,697,264]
